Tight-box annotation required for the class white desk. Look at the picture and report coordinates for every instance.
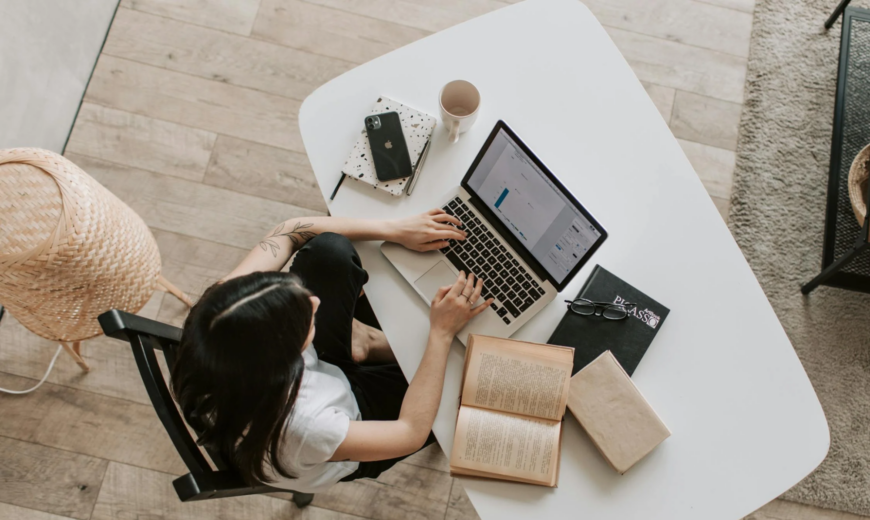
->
[299,1,829,518]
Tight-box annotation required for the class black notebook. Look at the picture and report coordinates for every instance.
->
[548,265,669,376]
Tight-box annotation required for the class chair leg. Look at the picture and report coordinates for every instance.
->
[825,0,852,29]
[292,492,314,508]
[157,274,194,307]
[801,242,869,294]
[61,341,90,372]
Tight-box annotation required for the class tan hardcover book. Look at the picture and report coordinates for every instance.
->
[449,335,574,487]
[566,351,670,474]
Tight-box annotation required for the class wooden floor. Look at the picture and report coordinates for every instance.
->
[0,0,859,519]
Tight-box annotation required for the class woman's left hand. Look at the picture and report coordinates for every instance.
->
[388,209,467,252]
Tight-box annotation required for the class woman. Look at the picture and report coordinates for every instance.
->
[171,209,493,493]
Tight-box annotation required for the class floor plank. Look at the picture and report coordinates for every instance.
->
[670,90,743,150]
[65,103,216,182]
[150,230,250,328]
[121,0,262,35]
[445,480,479,520]
[252,0,431,64]
[299,0,506,32]
[312,462,452,520]
[0,436,107,520]
[712,195,731,222]
[0,373,186,476]
[0,293,161,405]
[0,502,76,520]
[678,138,735,200]
[586,0,752,57]
[398,0,510,18]
[91,462,357,520]
[642,82,677,123]
[607,26,747,104]
[204,135,328,213]
[156,293,191,328]
[84,55,305,152]
[66,153,324,250]
[695,0,755,15]
[104,8,353,100]
[402,443,450,473]
[153,228,250,296]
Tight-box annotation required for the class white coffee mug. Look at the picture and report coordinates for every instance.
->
[439,80,480,143]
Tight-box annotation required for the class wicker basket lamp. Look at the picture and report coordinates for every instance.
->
[0,148,192,372]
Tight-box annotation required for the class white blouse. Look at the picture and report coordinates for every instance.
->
[266,345,361,493]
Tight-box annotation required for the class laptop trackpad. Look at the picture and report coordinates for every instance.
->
[415,261,457,302]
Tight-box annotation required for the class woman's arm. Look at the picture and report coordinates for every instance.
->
[224,209,466,282]
[330,272,492,462]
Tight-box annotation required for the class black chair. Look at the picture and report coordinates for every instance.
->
[825,0,852,29]
[826,0,853,30]
[98,309,314,508]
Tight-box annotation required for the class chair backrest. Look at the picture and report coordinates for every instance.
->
[98,309,278,501]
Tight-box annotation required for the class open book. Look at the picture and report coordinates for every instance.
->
[449,335,574,487]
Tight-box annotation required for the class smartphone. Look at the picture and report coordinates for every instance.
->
[365,112,412,182]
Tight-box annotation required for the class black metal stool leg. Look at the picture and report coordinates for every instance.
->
[802,242,870,293]
[292,492,314,508]
[826,0,853,29]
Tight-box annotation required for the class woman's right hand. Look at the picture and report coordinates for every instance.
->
[429,271,493,338]
[335,271,492,465]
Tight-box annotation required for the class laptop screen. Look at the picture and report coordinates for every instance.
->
[465,127,603,284]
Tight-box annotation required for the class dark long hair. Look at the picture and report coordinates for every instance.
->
[171,271,313,485]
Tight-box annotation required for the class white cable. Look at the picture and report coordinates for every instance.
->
[0,344,64,395]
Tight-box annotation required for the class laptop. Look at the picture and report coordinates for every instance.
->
[381,121,607,344]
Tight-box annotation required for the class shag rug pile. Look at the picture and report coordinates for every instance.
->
[730,0,870,514]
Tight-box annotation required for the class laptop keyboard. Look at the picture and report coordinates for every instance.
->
[440,197,545,326]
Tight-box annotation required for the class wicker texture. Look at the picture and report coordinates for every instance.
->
[0,148,161,342]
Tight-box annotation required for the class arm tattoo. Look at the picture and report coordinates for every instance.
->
[258,221,318,258]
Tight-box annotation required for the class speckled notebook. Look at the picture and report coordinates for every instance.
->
[342,96,437,196]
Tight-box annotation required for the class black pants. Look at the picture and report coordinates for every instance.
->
[289,233,435,481]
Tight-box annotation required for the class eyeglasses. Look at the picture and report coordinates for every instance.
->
[564,298,637,320]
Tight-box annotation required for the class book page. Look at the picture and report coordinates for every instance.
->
[461,336,573,420]
[450,406,560,485]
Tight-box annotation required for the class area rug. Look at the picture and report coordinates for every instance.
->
[730,0,870,514]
